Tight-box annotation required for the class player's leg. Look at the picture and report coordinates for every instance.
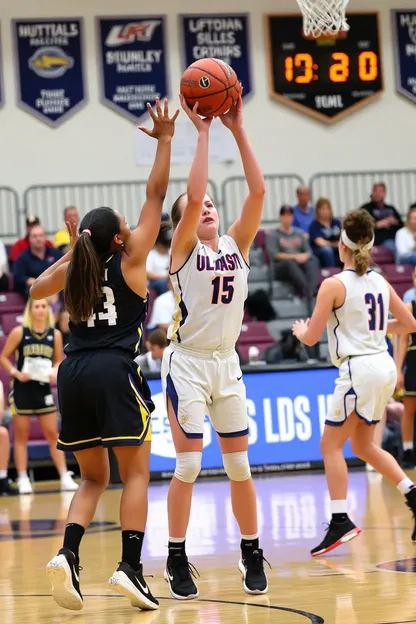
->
[38,411,78,491]
[12,414,32,494]
[401,397,416,468]
[46,446,110,611]
[0,425,16,496]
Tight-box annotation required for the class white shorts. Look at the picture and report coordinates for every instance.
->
[161,344,248,439]
[327,352,397,426]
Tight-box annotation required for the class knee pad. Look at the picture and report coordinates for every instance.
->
[174,452,202,483]
[223,451,251,482]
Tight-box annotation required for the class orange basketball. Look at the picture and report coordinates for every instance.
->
[180,58,242,117]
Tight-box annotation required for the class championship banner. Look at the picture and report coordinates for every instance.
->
[97,16,169,123]
[12,18,86,126]
[392,10,416,104]
[180,14,252,98]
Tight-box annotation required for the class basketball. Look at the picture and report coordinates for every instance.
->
[180,58,242,117]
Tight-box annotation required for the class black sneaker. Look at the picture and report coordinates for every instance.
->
[311,518,361,557]
[402,450,415,470]
[46,548,83,611]
[0,478,18,496]
[109,561,159,610]
[164,552,199,600]
[405,487,416,542]
[238,548,269,595]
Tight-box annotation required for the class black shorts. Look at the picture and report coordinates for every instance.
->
[404,351,416,396]
[57,349,155,452]
[11,380,56,416]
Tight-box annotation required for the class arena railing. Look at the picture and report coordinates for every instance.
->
[23,179,220,236]
[0,187,21,242]
[221,174,305,230]
[309,169,416,218]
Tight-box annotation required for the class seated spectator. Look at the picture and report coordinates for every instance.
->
[266,205,319,301]
[135,329,168,373]
[148,279,175,331]
[13,225,61,300]
[10,216,54,262]
[0,380,16,496]
[309,198,341,267]
[0,239,9,292]
[403,267,416,303]
[395,206,416,266]
[361,182,403,253]
[54,206,79,252]
[146,223,171,295]
[292,186,314,234]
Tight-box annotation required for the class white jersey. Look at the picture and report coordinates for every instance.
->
[327,269,390,367]
[168,235,249,352]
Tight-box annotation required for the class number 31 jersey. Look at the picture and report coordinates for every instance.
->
[65,252,147,357]
[168,235,249,352]
[326,269,390,368]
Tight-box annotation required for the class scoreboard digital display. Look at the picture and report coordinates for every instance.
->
[265,13,384,122]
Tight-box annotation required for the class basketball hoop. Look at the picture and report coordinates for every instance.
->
[295,0,350,37]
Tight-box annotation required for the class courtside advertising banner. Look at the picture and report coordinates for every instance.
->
[147,367,359,477]
[13,18,86,126]
[97,16,169,123]
[180,14,252,98]
[392,10,416,104]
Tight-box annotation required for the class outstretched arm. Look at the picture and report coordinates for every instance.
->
[224,96,265,261]
[388,284,416,334]
[292,278,342,346]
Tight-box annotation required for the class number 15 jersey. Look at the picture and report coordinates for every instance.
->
[65,252,147,357]
[168,235,249,352]
[326,269,390,368]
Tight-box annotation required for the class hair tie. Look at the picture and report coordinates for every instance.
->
[341,229,374,251]
[82,229,91,236]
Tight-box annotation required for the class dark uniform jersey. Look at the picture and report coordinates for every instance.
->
[65,252,147,357]
[404,300,416,396]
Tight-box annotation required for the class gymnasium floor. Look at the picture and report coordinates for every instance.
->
[1,470,416,624]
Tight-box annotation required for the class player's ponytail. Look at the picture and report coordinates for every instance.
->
[65,207,120,324]
[341,209,375,277]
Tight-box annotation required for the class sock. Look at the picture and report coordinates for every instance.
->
[331,499,348,523]
[404,441,414,451]
[397,477,414,495]
[168,537,186,556]
[0,477,6,492]
[241,535,259,552]
[122,530,144,571]
[63,523,85,559]
[18,471,28,480]
[0,470,7,479]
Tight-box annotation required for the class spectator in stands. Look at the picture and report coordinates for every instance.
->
[148,279,175,332]
[0,239,9,292]
[292,186,314,234]
[361,183,403,252]
[146,222,171,295]
[0,380,16,496]
[395,206,416,266]
[10,216,54,262]
[13,226,61,300]
[54,206,79,252]
[266,205,319,301]
[135,329,168,374]
[403,267,416,303]
[309,198,341,267]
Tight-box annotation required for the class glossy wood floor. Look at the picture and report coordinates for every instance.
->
[1,470,416,624]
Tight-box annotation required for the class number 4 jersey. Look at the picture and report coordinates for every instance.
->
[168,235,249,352]
[65,252,147,356]
[326,269,390,368]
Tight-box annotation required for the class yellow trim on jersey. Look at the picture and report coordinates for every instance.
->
[57,436,102,446]
[408,346,416,352]
[134,326,143,354]
[13,406,56,414]
[128,376,152,442]
[170,292,182,342]
[105,255,114,264]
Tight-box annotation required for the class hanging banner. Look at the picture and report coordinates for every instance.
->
[97,16,169,123]
[392,10,416,104]
[180,14,252,98]
[12,18,86,127]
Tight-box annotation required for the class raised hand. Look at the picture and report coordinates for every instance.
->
[179,94,212,133]
[219,93,243,131]
[66,219,79,249]
[292,318,310,342]
[139,98,180,141]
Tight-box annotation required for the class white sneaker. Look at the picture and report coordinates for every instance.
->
[60,472,79,492]
[18,476,33,495]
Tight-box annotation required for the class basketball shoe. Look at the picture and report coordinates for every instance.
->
[109,561,159,610]
[46,548,83,610]
[405,487,416,541]
[238,548,269,594]
[164,552,199,600]
[311,517,361,557]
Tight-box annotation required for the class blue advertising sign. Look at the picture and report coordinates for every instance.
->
[392,10,416,104]
[97,16,169,123]
[12,18,86,127]
[148,367,358,477]
[180,14,252,98]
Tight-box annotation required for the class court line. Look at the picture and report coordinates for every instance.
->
[377,620,416,624]
[0,593,324,623]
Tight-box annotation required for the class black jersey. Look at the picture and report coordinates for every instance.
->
[65,252,147,356]
[16,326,55,371]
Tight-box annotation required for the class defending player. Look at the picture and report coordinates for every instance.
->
[162,94,268,599]
[292,209,416,556]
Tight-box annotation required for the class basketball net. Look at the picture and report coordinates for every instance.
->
[295,0,350,37]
